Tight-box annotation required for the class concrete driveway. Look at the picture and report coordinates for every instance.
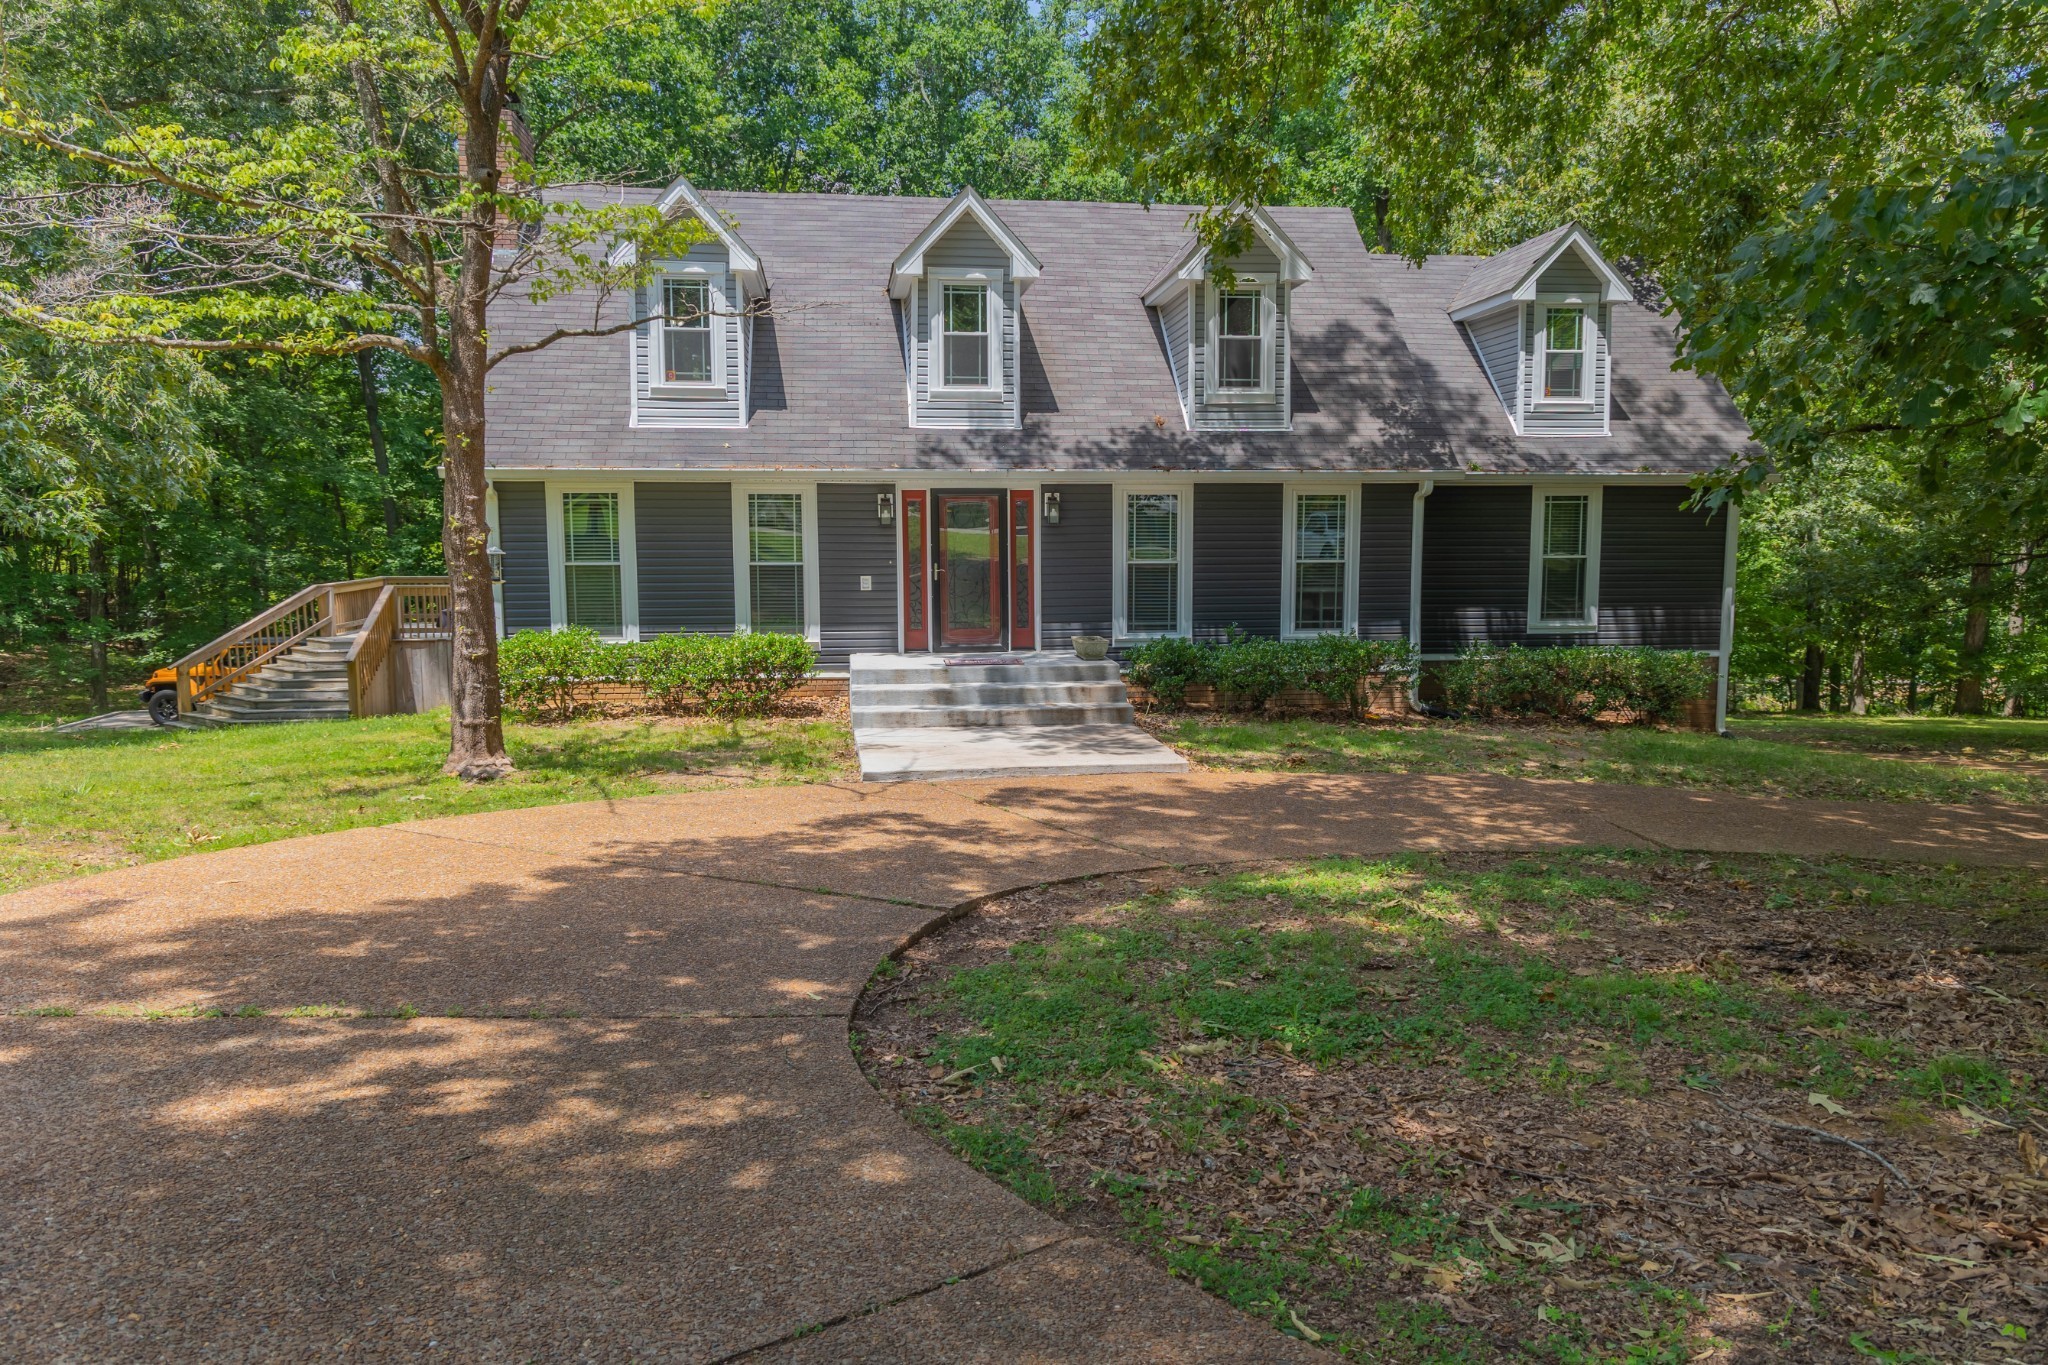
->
[4,774,2041,1361]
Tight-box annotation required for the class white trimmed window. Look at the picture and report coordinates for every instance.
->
[562,492,623,633]
[1217,289,1263,389]
[1287,491,1351,634]
[1539,305,1588,402]
[1528,488,1602,630]
[1120,491,1184,636]
[652,269,730,395]
[938,282,993,390]
[745,492,805,635]
[1207,280,1275,398]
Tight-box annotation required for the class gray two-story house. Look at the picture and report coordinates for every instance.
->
[485,179,1751,724]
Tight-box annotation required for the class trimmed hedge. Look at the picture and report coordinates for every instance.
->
[1125,634,1416,717]
[1437,645,1712,724]
[499,628,818,721]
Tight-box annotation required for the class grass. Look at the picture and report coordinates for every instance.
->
[1146,711,2048,804]
[869,852,2043,1361]
[3,704,2039,899]
[0,709,852,895]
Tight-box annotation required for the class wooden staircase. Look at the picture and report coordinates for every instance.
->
[174,577,453,725]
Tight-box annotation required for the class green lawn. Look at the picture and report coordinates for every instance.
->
[2,708,2039,899]
[1145,711,2048,805]
[861,851,2044,1361]
[0,711,852,895]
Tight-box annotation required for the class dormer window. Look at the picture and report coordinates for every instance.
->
[662,277,715,386]
[890,188,1039,429]
[1216,288,1265,389]
[1207,280,1275,399]
[939,282,992,390]
[1540,305,1587,402]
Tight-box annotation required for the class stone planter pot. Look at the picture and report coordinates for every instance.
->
[1071,634,1110,661]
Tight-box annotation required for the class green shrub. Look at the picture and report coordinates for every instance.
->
[1123,632,1416,715]
[1438,645,1711,724]
[1124,636,1211,709]
[693,632,818,717]
[636,631,817,718]
[500,628,816,721]
[1210,635,1293,712]
[1295,635,1417,716]
[498,626,611,720]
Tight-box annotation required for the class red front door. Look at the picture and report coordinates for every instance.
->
[934,494,1003,649]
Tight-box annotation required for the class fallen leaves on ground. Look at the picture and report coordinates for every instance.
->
[855,854,2046,1362]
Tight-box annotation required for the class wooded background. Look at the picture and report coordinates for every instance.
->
[4,0,2041,716]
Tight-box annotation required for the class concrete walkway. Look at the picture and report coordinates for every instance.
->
[3,774,2042,1362]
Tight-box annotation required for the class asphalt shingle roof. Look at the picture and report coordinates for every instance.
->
[485,189,1755,476]
[1444,222,1576,315]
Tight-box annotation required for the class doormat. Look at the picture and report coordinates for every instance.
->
[942,656,1024,667]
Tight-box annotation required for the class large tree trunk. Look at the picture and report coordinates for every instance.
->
[439,368,510,780]
[1849,645,1869,716]
[1956,559,1994,715]
[440,79,514,782]
[1798,643,1824,712]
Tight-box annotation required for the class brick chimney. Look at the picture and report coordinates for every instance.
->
[457,103,535,253]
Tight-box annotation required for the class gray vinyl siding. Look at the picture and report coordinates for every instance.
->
[1536,253,1603,294]
[634,481,734,635]
[1039,483,1112,648]
[1419,486,1542,653]
[1597,486,1726,649]
[496,481,551,633]
[1193,483,1282,640]
[817,483,899,666]
[1158,293,1193,420]
[1358,483,1414,642]
[1467,309,1521,416]
[911,219,1017,429]
[632,244,746,428]
[1190,241,1290,432]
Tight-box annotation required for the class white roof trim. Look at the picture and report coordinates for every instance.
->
[888,187,1043,299]
[606,175,767,296]
[1448,227,1630,322]
[1141,207,1315,307]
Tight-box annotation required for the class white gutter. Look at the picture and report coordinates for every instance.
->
[1409,479,1434,709]
[1716,503,1739,734]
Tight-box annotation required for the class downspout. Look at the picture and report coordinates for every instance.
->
[1716,502,1739,735]
[485,482,503,640]
[1409,479,1434,710]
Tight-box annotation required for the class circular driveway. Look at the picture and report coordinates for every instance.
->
[4,773,2041,1361]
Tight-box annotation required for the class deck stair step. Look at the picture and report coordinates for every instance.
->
[190,631,359,726]
[848,651,1187,782]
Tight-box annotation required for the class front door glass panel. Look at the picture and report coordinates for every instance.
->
[936,495,1002,647]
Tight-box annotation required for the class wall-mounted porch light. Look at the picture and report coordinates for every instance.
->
[876,491,895,524]
[487,542,505,583]
[1042,491,1060,525]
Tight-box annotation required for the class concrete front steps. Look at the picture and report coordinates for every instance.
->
[850,651,1188,783]
[193,633,357,725]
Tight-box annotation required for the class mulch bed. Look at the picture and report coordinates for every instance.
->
[855,857,2048,1361]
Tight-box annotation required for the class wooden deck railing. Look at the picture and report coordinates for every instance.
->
[174,575,453,718]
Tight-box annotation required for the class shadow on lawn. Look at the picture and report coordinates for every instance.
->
[4,772,2044,1359]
